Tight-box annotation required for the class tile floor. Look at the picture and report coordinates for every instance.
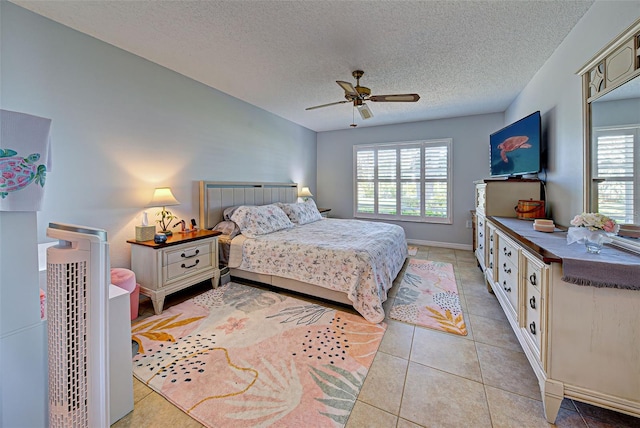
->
[112,246,640,428]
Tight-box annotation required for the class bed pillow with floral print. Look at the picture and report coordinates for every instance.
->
[278,199,322,225]
[229,204,294,238]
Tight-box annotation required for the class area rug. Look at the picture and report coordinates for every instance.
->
[407,245,418,256]
[131,282,386,427]
[389,258,467,336]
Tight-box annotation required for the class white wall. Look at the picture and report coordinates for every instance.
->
[317,113,504,247]
[506,0,640,225]
[0,2,317,268]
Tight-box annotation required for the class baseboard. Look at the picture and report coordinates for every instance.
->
[407,239,473,251]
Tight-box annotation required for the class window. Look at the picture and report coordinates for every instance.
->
[592,125,639,225]
[354,139,452,223]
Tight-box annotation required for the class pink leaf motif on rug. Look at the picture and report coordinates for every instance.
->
[132,282,386,427]
[390,259,467,336]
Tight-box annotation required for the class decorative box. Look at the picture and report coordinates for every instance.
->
[135,225,156,242]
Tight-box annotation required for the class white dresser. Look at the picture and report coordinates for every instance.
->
[474,181,640,423]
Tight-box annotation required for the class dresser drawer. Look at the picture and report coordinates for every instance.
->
[164,242,212,266]
[487,225,495,272]
[524,256,543,293]
[496,232,519,314]
[497,233,518,266]
[476,215,485,251]
[497,258,518,313]
[166,252,214,281]
[524,281,542,353]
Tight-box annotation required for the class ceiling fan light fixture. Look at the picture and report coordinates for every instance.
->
[357,104,374,120]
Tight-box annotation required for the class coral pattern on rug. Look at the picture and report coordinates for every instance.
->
[389,258,467,335]
[132,282,386,427]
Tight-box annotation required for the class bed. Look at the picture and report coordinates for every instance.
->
[199,181,407,323]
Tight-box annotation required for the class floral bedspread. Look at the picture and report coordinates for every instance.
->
[230,218,407,323]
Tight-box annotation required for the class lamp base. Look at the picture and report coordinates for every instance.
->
[160,230,173,236]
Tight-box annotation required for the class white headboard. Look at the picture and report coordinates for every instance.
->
[199,181,298,230]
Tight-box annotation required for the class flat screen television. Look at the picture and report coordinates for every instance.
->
[489,111,541,177]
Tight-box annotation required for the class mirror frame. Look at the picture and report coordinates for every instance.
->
[578,18,640,248]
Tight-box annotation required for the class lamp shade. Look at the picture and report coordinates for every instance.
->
[298,187,313,198]
[148,187,180,207]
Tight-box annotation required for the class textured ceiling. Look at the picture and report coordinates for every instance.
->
[11,0,595,132]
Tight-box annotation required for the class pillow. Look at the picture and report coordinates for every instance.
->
[229,204,294,238]
[212,220,240,239]
[223,205,246,221]
[278,199,322,225]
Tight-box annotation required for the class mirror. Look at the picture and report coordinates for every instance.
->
[581,18,640,246]
[589,75,640,228]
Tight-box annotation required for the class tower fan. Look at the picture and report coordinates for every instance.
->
[46,223,110,427]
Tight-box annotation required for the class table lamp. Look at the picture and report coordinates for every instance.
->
[299,187,313,201]
[149,187,180,236]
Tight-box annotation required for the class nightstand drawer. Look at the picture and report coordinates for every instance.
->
[166,252,213,281]
[165,242,212,266]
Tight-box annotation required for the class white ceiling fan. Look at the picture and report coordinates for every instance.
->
[306,70,420,126]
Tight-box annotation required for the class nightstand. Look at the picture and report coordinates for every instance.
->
[318,208,331,218]
[127,229,221,314]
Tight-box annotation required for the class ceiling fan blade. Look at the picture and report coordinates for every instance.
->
[336,80,359,97]
[369,94,420,102]
[305,100,350,110]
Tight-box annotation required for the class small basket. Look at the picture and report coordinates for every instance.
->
[515,199,545,220]
[135,225,156,242]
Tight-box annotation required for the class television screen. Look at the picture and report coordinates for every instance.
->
[490,111,541,177]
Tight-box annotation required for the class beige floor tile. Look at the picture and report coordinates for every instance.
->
[111,390,203,428]
[397,418,425,428]
[464,292,508,321]
[379,319,414,359]
[400,363,492,428]
[572,400,640,427]
[459,306,475,342]
[358,351,408,415]
[485,385,586,428]
[345,400,398,428]
[132,377,153,404]
[410,327,482,382]
[458,290,469,313]
[427,254,458,264]
[476,342,541,400]
[468,312,522,352]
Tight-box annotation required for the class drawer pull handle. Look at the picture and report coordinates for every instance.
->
[479,244,483,250]
[529,296,536,309]
[181,259,200,269]
[479,232,483,238]
[489,262,493,269]
[529,273,537,286]
[490,235,493,242]
[503,263,511,274]
[503,247,511,257]
[181,249,200,259]
[502,281,511,292]
[529,321,536,335]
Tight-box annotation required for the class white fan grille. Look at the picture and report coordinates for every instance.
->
[47,259,89,427]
